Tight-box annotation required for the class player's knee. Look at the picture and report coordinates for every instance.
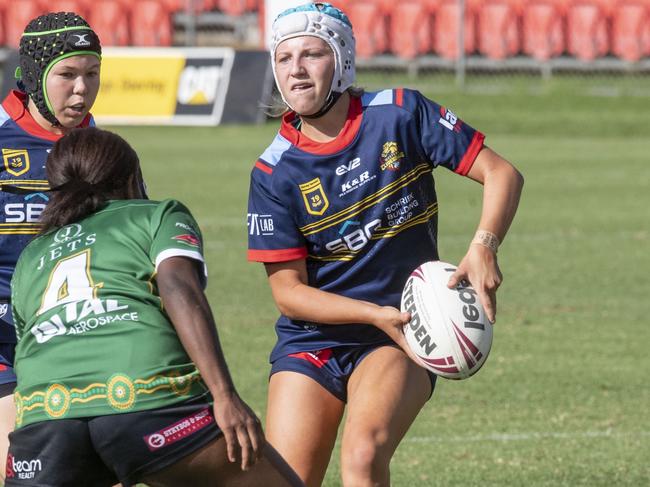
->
[341,432,390,483]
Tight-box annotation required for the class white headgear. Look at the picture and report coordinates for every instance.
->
[271,2,356,112]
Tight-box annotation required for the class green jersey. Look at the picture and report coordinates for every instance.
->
[11,199,209,428]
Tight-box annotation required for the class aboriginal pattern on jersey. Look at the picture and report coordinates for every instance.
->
[14,370,202,426]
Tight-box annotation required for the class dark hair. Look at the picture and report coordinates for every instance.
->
[39,127,141,234]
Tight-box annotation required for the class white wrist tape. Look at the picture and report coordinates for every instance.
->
[472,230,500,253]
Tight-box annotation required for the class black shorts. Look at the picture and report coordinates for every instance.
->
[5,394,221,487]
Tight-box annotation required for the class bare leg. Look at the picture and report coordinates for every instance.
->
[340,347,431,487]
[0,393,15,482]
[266,372,345,487]
[142,439,304,487]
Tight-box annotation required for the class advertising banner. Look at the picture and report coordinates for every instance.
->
[1,47,272,126]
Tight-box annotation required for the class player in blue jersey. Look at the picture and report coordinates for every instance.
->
[0,12,102,476]
[247,3,524,486]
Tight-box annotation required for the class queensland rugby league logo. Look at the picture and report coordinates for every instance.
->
[379,142,404,171]
[299,178,329,216]
[2,148,30,177]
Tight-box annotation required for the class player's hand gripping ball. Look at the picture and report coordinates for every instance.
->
[400,261,493,379]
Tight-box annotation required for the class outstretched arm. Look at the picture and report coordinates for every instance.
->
[265,259,416,361]
[157,256,264,471]
[447,147,524,323]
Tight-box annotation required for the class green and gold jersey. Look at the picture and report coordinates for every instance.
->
[10,199,209,428]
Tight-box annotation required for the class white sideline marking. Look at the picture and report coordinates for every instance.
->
[405,430,650,444]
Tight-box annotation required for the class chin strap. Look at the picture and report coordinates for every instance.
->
[300,91,342,119]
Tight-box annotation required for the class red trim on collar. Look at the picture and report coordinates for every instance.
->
[279,96,363,156]
[1,90,92,142]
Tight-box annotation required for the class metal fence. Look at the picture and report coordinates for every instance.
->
[173,0,650,94]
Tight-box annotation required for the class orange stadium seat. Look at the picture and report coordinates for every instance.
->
[421,0,440,14]
[346,1,388,58]
[46,0,87,17]
[522,0,565,60]
[88,0,131,46]
[188,0,217,12]
[477,0,521,59]
[372,0,397,16]
[3,0,44,48]
[566,1,609,60]
[611,1,650,61]
[217,0,257,15]
[160,0,187,13]
[130,0,173,46]
[389,1,432,59]
[433,0,478,59]
[327,1,356,13]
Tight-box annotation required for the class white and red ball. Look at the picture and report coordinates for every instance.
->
[400,261,493,380]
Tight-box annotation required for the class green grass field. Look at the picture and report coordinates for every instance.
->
[111,75,650,486]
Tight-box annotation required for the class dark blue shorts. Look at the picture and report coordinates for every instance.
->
[271,344,437,403]
[0,300,17,395]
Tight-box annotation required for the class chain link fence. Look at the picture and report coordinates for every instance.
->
[171,0,650,98]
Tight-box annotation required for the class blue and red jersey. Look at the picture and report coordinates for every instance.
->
[247,88,485,361]
[0,90,93,341]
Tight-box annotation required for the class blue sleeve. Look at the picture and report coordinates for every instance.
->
[408,89,485,176]
[247,165,307,263]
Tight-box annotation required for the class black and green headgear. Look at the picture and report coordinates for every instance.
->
[17,12,101,126]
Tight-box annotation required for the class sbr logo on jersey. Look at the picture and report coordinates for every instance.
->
[2,148,30,177]
[335,157,361,176]
[439,107,462,132]
[3,192,50,223]
[247,213,274,236]
[299,178,329,216]
[325,218,382,254]
[380,142,404,171]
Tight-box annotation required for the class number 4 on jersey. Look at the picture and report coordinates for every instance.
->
[38,250,102,316]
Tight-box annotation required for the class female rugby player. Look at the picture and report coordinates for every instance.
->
[7,128,302,487]
[0,12,104,476]
[247,3,524,486]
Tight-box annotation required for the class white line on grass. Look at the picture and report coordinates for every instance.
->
[405,430,650,444]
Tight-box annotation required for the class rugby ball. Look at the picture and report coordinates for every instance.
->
[400,261,493,380]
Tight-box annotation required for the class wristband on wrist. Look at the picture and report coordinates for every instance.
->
[471,230,500,253]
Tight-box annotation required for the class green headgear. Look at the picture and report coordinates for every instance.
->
[17,12,101,126]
